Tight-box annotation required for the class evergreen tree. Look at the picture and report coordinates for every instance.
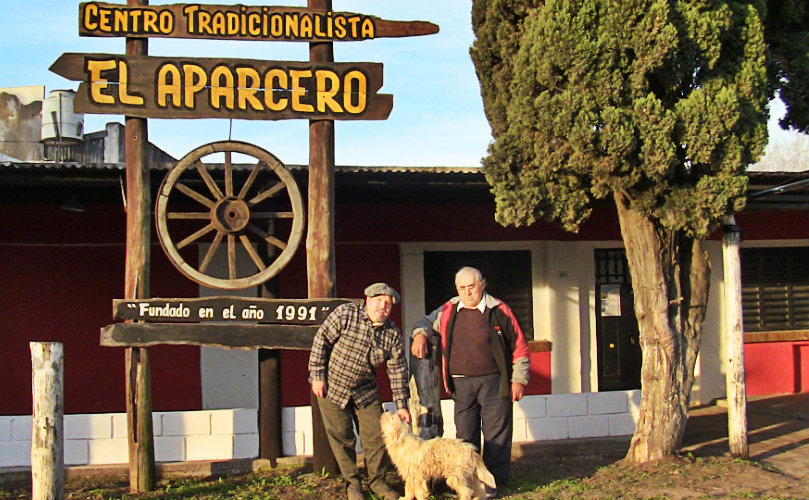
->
[470,0,805,462]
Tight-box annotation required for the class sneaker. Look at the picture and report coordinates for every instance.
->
[347,483,364,500]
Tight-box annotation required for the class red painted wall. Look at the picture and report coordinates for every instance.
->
[2,197,805,415]
[745,341,809,396]
[0,203,200,415]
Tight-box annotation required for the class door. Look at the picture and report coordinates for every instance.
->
[594,249,641,391]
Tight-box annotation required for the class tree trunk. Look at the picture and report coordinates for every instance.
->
[614,193,710,463]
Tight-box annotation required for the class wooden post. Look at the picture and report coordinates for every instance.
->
[30,342,64,500]
[722,216,748,458]
[124,0,155,491]
[307,0,339,476]
[258,237,282,466]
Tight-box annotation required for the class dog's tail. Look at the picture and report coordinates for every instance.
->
[475,457,496,489]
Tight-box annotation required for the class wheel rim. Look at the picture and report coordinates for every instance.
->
[155,141,305,289]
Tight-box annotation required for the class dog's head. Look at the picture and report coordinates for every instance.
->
[379,411,410,445]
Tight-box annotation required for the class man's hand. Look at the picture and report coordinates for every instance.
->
[311,380,326,398]
[511,382,525,402]
[397,408,411,424]
[410,334,427,358]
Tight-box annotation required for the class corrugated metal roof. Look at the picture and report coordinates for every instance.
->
[0,161,481,174]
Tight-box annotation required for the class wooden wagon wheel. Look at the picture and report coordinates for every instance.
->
[155,141,304,290]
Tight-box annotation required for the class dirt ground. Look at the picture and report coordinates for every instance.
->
[2,393,808,500]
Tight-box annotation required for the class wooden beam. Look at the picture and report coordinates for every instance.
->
[101,322,318,350]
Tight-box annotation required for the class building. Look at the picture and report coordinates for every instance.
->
[1,90,807,467]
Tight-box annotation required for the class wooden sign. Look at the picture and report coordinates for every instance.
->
[49,53,392,120]
[113,297,357,324]
[103,297,360,349]
[79,2,439,42]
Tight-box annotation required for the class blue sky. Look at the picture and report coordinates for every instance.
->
[0,1,492,167]
[1,1,803,169]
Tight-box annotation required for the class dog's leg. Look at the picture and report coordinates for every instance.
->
[401,479,416,500]
[445,475,474,500]
[412,478,431,500]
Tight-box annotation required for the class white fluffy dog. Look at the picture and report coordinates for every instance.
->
[379,412,496,500]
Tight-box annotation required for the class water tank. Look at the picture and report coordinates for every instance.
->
[41,89,84,144]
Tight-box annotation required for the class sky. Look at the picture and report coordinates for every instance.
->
[0,1,492,167]
[0,1,804,169]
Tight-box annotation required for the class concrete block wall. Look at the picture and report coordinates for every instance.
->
[1,391,639,467]
[280,390,641,457]
[0,409,258,468]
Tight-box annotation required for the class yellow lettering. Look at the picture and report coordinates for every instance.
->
[156,64,182,107]
[114,9,128,32]
[343,70,366,114]
[183,5,199,32]
[143,11,158,33]
[198,11,212,34]
[83,3,99,30]
[289,69,313,113]
[118,61,144,106]
[99,9,112,31]
[334,16,346,38]
[285,13,298,38]
[210,66,234,109]
[316,70,342,113]
[183,64,208,108]
[300,15,313,39]
[248,13,260,36]
[211,12,226,34]
[236,67,263,110]
[264,69,288,111]
[361,19,375,39]
[86,59,116,105]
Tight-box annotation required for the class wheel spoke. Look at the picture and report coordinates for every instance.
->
[248,224,288,250]
[248,181,285,205]
[237,160,264,199]
[167,211,210,220]
[175,182,214,208]
[177,223,216,250]
[224,151,233,197]
[228,235,237,279]
[199,231,224,273]
[239,234,267,271]
[195,159,224,200]
[248,211,294,219]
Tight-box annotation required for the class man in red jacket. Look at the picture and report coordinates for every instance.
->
[411,267,530,499]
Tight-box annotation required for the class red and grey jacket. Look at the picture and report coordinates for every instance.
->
[413,294,530,398]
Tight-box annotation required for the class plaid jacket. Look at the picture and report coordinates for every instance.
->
[308,302,409,409]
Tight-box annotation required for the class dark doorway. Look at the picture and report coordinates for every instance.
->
[594,249,641,391]
[423,250,534,340]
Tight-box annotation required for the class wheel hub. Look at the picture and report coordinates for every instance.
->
[211,197,250,233]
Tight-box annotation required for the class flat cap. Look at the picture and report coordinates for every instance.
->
[364,282,400,304]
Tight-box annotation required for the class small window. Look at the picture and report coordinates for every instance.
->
[423,251,534,340]
[742,247,809,332]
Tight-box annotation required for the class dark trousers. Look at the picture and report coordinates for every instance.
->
[316,396,391,492]
[452,373,513,488]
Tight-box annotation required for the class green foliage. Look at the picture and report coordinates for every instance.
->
[471,0,778,237]
[765,0,809,132]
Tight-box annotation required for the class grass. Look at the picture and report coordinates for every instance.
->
[1,454,808,500]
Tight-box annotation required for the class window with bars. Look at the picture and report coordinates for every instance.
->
[741,247,809,332]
